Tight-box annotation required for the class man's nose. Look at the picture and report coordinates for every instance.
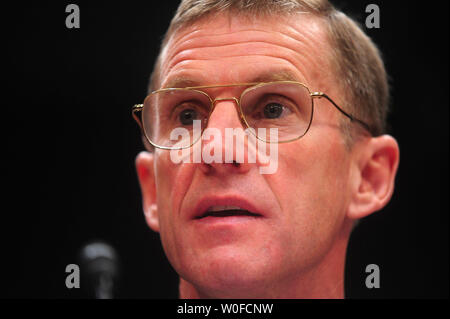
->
[198,98,252,174]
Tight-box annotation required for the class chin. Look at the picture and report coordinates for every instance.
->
[177,245,279,298]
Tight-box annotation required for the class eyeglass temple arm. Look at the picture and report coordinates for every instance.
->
[132,104,157,150]
[311,92,372,134]
[132,104,144,131]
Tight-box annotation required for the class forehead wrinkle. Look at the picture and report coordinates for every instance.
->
[163,67,302,89]
[164,25,328,74]
[160,15,331,90]
[172,26,322,54]
[167,28,295,60]
[164,11,329,54]
[161,55,309,91]
[162,46,321,89]
[162,29,327,83]
[166,10,319,52]
[166,40,312,73]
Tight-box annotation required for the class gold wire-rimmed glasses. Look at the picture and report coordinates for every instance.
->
[132,81,372,150]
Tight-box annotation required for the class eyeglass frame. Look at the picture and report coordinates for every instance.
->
[132,81,372,150]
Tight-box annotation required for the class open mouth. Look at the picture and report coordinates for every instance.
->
[195,205,262,219]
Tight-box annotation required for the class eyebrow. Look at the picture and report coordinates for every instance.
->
[250,70,301,83]
[160,69,303,90]
[162,77,201,90]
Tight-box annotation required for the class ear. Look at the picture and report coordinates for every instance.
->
[135,151,160,232]
[347,135,400,219]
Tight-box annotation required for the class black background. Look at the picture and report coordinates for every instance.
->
[3,1,448,298]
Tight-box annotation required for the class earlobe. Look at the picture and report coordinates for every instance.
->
[135,151,160,232]
[144,204,159,232]
[347,135,400,220]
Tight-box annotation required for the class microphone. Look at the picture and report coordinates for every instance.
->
[79,241,119,299]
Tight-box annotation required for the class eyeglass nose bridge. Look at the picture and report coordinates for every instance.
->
[210,96,248,126]
[212,96,240,105]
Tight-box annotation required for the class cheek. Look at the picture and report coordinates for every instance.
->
[154,151,198,268]
[154,150,196,219]
[267,139,351,262]
[154,151,176,221]
[153,152,183,263]
[274,138,350,204]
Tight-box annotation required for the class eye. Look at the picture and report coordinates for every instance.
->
[179,108,198,125]
[263,103,284,119]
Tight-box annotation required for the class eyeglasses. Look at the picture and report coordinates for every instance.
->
[132,81,372,150]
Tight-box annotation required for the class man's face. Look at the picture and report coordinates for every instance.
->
[149,13,356,296]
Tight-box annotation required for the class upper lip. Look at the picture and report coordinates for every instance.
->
[190,195,265,220]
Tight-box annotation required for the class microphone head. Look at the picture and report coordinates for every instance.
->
[79,241,119,298]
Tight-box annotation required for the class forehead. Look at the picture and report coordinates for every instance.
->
[157,12,333,90]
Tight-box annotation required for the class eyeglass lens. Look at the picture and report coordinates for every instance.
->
[142,82,313,148]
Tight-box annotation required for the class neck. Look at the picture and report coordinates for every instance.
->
[179,220,353,299]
